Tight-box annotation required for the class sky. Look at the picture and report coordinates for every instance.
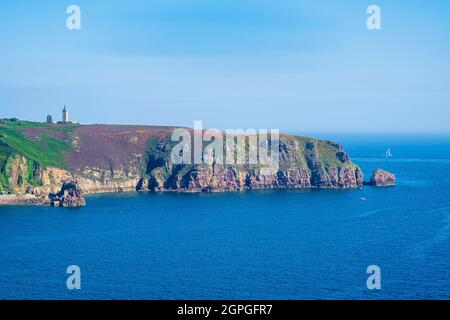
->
[0,0,449,133]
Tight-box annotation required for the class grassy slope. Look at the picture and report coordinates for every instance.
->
[0,119,75,191]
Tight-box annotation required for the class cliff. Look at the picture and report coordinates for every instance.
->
[137,134,363,192]
[0,118,374,205]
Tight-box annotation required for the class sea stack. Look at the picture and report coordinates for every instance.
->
[370,169,396,187]
[49,181,86,207]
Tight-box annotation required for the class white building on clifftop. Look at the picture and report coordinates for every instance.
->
[56,105,78,125]
[62,105,69,123]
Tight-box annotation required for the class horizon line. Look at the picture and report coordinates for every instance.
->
[2,116,450,136]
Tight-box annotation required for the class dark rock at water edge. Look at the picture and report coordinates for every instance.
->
[49,180,86,207]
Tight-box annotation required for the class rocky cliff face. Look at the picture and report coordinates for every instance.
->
[1,120,392,207]
[136,136,364,192]
[5,155,30,192]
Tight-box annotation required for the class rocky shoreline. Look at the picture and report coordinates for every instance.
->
[0,168,396,207]
[0,193,50,206]
[0,181,86,207]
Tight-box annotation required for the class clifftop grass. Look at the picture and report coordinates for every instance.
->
[0,119,74,167]
[0,119,75,191]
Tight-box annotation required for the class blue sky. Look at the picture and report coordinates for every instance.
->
[0,0,449,133]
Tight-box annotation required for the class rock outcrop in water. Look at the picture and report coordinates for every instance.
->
[49,181,86,207]
[369,169,396,187]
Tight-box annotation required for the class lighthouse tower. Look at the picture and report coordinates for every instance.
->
[62,105,69,123]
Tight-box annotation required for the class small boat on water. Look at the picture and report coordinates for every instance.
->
[385,147,393,158]
[360,197,367,201]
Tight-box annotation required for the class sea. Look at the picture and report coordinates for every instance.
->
[1,134,449,299]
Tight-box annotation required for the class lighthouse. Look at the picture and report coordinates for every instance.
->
[54,105,78,125]
[62,105,69,123]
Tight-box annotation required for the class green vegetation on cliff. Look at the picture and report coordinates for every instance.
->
[0,119,74,191]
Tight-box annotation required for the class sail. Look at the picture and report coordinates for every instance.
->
[385,148,392,158]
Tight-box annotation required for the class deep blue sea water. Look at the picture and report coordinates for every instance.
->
[1,135,450,299]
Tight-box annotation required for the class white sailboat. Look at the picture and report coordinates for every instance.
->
[385,147,393,158]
